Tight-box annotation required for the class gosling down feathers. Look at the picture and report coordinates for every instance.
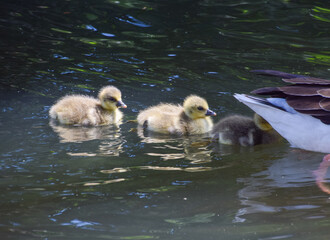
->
[234,70,330,153]
[49,86,127,126]
[212,114,281,146]
[137,95,216,135]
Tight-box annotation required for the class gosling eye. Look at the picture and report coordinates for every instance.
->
[107,97,117,102]
[197,106,204,111]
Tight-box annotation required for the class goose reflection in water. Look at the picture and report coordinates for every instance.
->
[313,154,330,194]
[50,121,124,156]
[137,125,213,164]
[233,150,324,223]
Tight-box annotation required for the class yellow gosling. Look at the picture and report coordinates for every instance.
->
[137,95,216,135]
[49,86,127,126]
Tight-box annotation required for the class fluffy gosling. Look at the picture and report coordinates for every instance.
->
[49,86,126,126]
[212,114,281,146]
[137,95,216,135]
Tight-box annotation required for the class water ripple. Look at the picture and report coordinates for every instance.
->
[116,15,151,27]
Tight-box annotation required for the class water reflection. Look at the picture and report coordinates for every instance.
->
[234,150,323,223]
[50,121,125,156]
[313,154,330,194]
[61,218,102,230]
[68,178,127,187]
[50,121,115,143]
[137,126,213,164]
[211,140,262,157]
[100,165,223,174]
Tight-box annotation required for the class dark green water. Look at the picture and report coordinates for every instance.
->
[1,0,330,239]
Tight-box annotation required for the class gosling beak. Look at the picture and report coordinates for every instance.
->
[116,100,127,108]
[205,109,216,116]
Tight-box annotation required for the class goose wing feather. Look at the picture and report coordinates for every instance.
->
[251,70,330,124]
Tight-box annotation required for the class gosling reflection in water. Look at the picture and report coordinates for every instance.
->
[50,122,124,156]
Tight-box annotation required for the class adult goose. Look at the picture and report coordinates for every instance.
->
[234,70,330,153]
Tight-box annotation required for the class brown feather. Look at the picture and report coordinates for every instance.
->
[251,87,287,98]
[282,77,330,85]
[320,98,330,111]
[317,89,330,98]
[296,109,330,116]
[286,96,323,111]
[251,70,330,124]
[279,85,330,96]
[313,116,330,124]
[251,87,281,95]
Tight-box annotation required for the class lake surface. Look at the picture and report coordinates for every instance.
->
[1,0,330,239]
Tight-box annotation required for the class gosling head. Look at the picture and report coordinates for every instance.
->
[98,86,127,111]
[183,95,216,119]
[254,113,273,131]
